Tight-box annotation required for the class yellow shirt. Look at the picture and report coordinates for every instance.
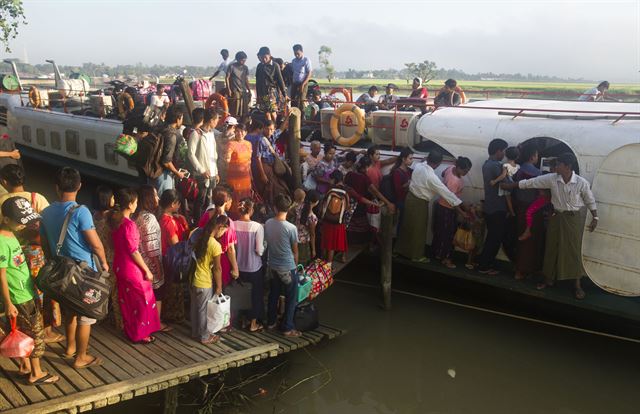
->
[192,236,222,289]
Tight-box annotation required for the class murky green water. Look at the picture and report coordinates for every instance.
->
[24,159,640,414]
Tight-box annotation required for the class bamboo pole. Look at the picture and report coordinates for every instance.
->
[178,77,195,125]
[288,107,302,189]
[380,206,394,310]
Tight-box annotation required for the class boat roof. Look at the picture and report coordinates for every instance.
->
[465,98,640,114]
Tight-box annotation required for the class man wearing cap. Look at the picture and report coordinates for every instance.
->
[0,196,60,385]
[290,44,313,110]
[40,167,107,369]
[255,46,288,122]
[378,83,398,110]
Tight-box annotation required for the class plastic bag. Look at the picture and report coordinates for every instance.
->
[453,226,476,252]
[206,294,231,334]
[0,317,35,358]
[115,134,138,156]
[297,264,312,303]
[305,259,333,301]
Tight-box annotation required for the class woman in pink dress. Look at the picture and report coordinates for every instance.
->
[110,188,161,344]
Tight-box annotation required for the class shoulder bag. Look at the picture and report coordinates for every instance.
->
[36,205,113,321]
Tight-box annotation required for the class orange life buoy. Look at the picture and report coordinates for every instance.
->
[329,103,366,147]
[117,92,134,120]
[205,93,229,113]
[329,87,352,103]
[28,86,41,108]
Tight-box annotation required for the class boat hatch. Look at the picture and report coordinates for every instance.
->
[582,143,640,296]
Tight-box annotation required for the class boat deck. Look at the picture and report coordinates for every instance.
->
[0,321,345,414]
[0,247,365,414]
[393,256,640,322]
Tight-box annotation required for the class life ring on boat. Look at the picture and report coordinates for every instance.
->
[329,87,352,103]
[205,93,229,113]
[28,86,41,108]
[330,103,366,147]
[117,92,134,119]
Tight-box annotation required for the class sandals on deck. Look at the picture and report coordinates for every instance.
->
[28,373,60,385]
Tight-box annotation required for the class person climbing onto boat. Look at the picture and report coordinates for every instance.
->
[502,152,598,300]
[209,49,232,81]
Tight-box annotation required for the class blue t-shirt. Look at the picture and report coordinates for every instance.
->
[40,201,96,270]
[290,56,312,84]
[264,218,298,272]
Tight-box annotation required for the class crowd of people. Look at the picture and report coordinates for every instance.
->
[0,45,603,387]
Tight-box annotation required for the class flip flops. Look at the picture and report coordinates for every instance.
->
[73,356,103,369]
[28,373,60,385]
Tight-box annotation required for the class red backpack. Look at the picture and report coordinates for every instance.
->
[321,188,349,224]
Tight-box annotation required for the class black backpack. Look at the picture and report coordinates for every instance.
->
[379,173,396,203]
[135,132,164,179]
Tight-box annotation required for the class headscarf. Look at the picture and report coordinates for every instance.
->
[413,77,423,87]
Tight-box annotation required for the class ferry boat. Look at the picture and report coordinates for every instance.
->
[1,67,639,301]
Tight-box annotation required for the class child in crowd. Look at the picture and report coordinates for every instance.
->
[519,160,556,241]
[158,189,189,322]
[0,197,59,384]
[295,190,321,266]
[288,188,306,223]
[321,171,350,263]
[190,215,229,344]
[235,199,265,332]
[490,146,519,217]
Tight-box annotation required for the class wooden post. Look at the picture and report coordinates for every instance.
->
[178,77,195,125]
[288,107,302,189]
[380,206,394,310]
[163,386,179,414]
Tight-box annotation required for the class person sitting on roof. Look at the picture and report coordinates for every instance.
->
[356,86,379,114]
[578,81,615,102]
[378,83,398,110]
[409,77,428,99]
[435,79,467,108]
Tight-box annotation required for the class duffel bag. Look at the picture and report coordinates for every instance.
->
[304,258,333,301]
[36,205,113,321]
[294,301,319,332]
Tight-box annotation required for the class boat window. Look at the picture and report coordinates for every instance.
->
[21,125,31,143]
[86,139,97,159]
[36,128,46,147]
[104,143,118,165]
[0,106,7,126]
[50,131,61,150]
[519,137,579,174]
[65,130,80,155]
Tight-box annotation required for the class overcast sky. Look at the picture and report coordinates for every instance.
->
[8,0,640,82]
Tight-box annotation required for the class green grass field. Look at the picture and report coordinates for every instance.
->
[312,78,640,97]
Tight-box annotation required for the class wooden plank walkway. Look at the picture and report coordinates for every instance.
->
[0,322,346,414]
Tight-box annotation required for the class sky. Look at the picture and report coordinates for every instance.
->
[7,0,640,82]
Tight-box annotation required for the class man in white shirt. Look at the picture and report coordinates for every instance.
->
[209,49,232,81]
[503,152,598,299]
[395,151,466,263]
[149,85,170,109]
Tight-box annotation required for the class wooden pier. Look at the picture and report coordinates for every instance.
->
[0,322,345,414]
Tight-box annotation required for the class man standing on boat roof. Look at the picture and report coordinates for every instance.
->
[290,44,313,110]
[209,49,232,81]
[502,152,598,300]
